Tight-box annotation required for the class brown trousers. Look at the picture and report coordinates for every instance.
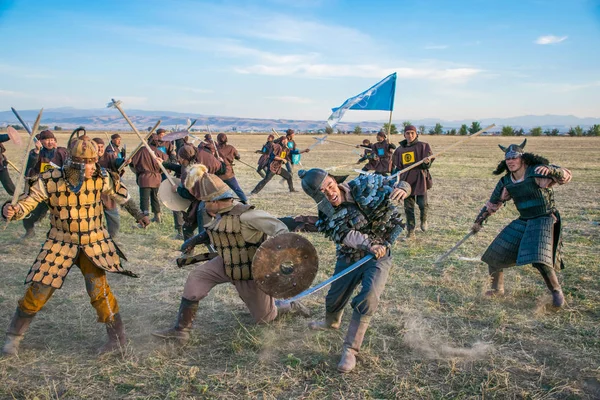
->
[18,253,120,323]
[182,256,277,323]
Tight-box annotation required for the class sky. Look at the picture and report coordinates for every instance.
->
[1,0,599,122]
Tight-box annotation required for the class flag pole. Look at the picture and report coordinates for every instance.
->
[386,110,393,136]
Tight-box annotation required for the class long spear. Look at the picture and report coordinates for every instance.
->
[107,99,176,186]
[385,124,496,180]
[317,136,359,148]
[4,108,44,228]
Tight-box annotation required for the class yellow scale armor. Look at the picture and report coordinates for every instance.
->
[206,204,265,280]
[14,168,132,289]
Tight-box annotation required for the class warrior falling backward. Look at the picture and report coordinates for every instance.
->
[298,168,411,373]
[1,132,150,356]
[472,139,572,307]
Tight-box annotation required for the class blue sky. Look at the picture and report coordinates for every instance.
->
[1,0,599,122]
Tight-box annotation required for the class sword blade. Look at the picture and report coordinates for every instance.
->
[434,230,475,264]
[280,254,374,303]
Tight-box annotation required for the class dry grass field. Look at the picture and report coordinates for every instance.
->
[0,131,599,399]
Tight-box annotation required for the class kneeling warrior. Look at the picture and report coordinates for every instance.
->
[472,140,572,307]
[1,131,150,356]
[298,169,410,373]
[153,166,306,342]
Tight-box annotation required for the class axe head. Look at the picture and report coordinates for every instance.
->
[106,99,122,108]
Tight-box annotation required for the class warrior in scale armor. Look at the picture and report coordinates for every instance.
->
[472,139,572,307]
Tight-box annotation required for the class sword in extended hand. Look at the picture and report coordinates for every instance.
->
[4,108,44,229]
[434,230,476,264]
[278,254,374,305]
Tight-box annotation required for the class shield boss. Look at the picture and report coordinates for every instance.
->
[253,233,318,299]
[158,178,191,211]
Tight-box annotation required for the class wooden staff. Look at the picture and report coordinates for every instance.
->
[104,131,115,152]
[6,159,21,174]
[316,137,357,148]
[118,120,162,172]
[4,108,43,228]
[387,124,496,180]
[108,99,176,186]
[271,128,281,138]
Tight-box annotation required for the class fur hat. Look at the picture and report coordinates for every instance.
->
[156,128,167,134]
[92,138,105,146]
[39,130,55,140]
[110,133,121,140]
[217,133,227,144]
[404,125,417,133]
[184,164,234,201]
[177,144,197,162]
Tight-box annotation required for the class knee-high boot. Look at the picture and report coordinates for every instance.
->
[485,268,505,296]
[534,263,564,307]
[337,314,369,373]
[2,309,34,356]
[152,298,199,343]
[98,313,126,354]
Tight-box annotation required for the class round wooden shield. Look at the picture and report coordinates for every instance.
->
[161,130,189,142]
[158,178,192,211]
[7,126,22,146]
[252,232,319,299]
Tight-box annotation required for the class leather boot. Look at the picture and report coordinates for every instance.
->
[420,212,428,232]
[152,298,199,343]
[151,213,163,223]
[485,270,505,296]
[98,313,126,354]
[534,264,564,307]
[308,311,343,330]
[402,230,416,241]
[21,228,35,240]
[2,309,34,357]
[337,316,369,373]
[275,300,310,318]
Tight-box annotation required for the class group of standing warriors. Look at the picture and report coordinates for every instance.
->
[0,124,571,374]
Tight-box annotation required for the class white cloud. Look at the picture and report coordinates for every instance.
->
[535,35,568,45]
[237,63,482,82]
[526,81,600,92]
[264,96,313,104]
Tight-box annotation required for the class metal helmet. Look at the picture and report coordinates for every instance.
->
[298,168,347,203]
[64,127,98,193]
[499,139,527,159]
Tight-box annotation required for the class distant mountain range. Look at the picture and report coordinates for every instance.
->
[1,108,599,132]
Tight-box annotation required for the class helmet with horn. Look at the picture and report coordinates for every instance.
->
[64,127,99,192]
[499,139,527,159]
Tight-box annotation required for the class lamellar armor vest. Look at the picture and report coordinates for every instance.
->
[316,174,405,262]
[10,167,135,289]
[206,204,265,280]
[493,165,556,220]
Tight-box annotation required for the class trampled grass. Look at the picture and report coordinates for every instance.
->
[0,132,598,399]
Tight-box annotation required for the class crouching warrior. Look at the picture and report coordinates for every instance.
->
[153,166,307,343]
[1,131,150,356]
[472,139,572,307]
[297,169,410,373]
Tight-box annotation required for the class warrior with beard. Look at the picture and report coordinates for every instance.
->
[297,168,411,373]
[1,130,150,356]
[472,139,572,307]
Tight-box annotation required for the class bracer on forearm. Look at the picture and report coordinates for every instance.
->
[122,198,145,221]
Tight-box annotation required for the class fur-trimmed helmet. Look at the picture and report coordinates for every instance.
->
[184,164,234,201]
[499,139,526,159]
